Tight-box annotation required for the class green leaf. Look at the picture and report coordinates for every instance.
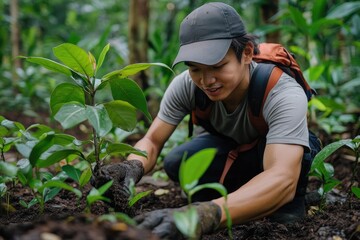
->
[288,6,308,34]
[173,206,199,239]
[323,179,341,193]
[102,62,173,80]
[79,167,92,188]
[97,180,113,195]
[109,78,152,121]
[179,148,217,192]
[39,180,82,198]
[54,103,87,129]
[53,43,94,77]
[327,2,360,19]
[312,0,327,22]
[96,43,110,73]
[189,183,227,201]
[50,83,86,115]
[128,190,152,207]
[351,186,360,198]
[85,105,113,137]
[29,133,76,166]
[106,143,147,157]
[311,139,352,173]
[62,165,82,183]
[103,100,137,132]
[37,149,84,168]
[0,162,18,178]
[23,56,72,76]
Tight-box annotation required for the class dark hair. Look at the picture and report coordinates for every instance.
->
[230,34,260,62]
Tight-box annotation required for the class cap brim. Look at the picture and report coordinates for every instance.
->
[172,39,232,68]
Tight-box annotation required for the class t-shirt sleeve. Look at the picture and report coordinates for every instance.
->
[262,73,309,149]
[157,70,195,125]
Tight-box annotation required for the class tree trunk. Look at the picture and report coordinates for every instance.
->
[128,0,149,88]
[260,0,279,43]
[10,0,21,80]
[129,0,154,122]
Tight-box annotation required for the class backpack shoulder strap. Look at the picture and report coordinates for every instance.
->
[248,63,283,135]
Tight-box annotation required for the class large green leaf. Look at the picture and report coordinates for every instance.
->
[54,103,87,129]
[53,43,94,77]
[85,105,112,137]
[106,143,147,157]
[37,149,85,168]
[29,133,76,166]
[179,148,217,192]
[22,56,72,76]
[102,62,172,80]
[103,100,137,132]
[109,78,151,120]
[50,83,86,115]
[327,2,360,19]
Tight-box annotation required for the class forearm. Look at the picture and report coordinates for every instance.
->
[127,137,160,174]
[213,168,299,226]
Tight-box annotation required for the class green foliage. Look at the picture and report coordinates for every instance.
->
[310,135,360,208]
[22,43,171,170]
[174,149,232,239]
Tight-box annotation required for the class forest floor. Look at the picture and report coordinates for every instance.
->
[1,153,359,240]
[0,113,359,240]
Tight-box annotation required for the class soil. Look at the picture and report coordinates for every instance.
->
[0,114,359,240]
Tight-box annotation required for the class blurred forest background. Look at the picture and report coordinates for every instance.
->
[1,0,359,145]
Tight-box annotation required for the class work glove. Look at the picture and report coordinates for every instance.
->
[134,201,221,240]
[91,160,144,201]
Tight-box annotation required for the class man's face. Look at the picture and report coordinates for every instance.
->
[187,48,250,104]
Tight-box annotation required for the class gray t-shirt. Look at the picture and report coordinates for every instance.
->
[158,61,309,149]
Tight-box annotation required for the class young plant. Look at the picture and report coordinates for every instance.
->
[85,180,113,213]
[21,43,171,169]
[20,43,172,209]
[309,135,360,208]
[173,148,233,240]
[127,179,152,208]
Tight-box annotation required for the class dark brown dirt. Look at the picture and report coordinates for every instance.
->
[1,155,359,240]
[0,113,359,240]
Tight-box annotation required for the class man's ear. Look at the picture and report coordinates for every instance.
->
[243,43,254,64]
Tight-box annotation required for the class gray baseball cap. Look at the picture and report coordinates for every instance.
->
[172,2,247,67]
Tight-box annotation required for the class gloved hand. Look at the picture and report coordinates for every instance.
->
[134,201,221,239]
[91,160,144,200]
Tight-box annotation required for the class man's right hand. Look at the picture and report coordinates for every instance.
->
[91,159,144,200]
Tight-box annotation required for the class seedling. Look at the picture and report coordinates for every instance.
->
[309,135,360,208]
[173,148,233,240]
[20,43,172,209]
[127,179,152,207]
[21,43,162,169]
[86,180,113,213]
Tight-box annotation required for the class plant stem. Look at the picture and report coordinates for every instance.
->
[347,145,359,207]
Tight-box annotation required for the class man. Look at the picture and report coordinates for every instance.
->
[93,2,321,239]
